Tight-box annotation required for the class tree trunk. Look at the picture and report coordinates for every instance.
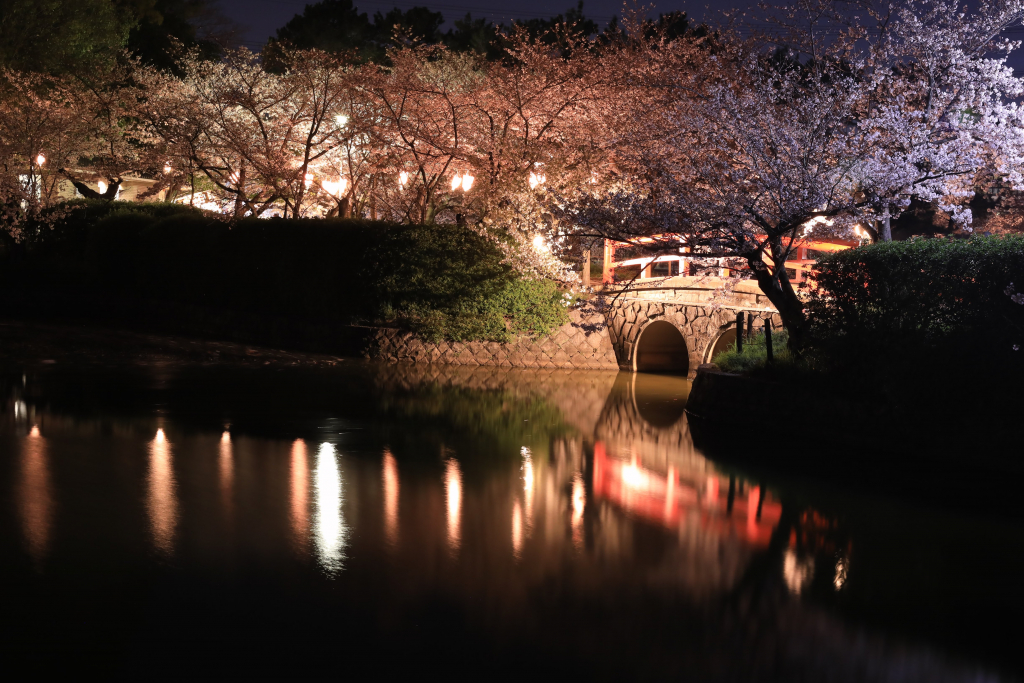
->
[878,208,892,242]
[233,166,246,220]
[748,237,808,351]
[61,172,120,200]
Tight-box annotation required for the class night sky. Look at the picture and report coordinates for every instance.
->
[218,0,749,51]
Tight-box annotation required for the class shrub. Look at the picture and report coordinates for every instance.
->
[2,202,570,342]
[413,279,572,343]
[807,236,1024,363]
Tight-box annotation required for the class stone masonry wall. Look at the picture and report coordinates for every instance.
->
[366,308,619,370]
[364,278,782,372]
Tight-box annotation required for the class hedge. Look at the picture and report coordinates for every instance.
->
[806,235,1024,363]
[0,200,570,342]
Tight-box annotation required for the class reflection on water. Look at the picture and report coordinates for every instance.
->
[19,425,51,561]
[445,457,462,552]
[512,499,523,557]
[290,439,309,548]
[382,450,399,547]
[219,431,233,518]
[0,359,1018,680]
[147,428,177,554]
[521,446,534,532]
[571,472,585,550]
[313,443,346,572]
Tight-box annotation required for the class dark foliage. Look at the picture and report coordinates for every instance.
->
[807,236,1024,362]
[0,200,569,342]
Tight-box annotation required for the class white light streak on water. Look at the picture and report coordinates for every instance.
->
[314,442,347,573]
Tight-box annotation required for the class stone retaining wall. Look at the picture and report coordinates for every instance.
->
[365,308,619,370]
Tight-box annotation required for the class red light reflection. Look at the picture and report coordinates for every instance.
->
[593,442,781,546]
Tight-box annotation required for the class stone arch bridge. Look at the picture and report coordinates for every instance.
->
[367,276,780,378]
[601,278,782,378]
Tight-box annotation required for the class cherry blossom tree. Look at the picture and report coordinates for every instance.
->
[555,1,1024,347]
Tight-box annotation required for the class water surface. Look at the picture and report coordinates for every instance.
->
[0,325,1020,680]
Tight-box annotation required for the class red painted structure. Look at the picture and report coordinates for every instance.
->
[600,236,859,286]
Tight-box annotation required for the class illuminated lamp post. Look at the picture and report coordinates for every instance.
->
[450,172,474,224]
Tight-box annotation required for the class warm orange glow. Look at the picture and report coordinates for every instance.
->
[664,465,676,523]
[382,450,399,546]
[571,472,585,550]
[97,180,108,195]
[321,177,348,197]
[460,174,474,191]
[783,547,815,595]
[219,431,233,516]
[19,425,52,561]
[747,486,759,533]
[35,153,45,167]
[592,448,780,546]
[290,439,309,546]
[163,163,172,174]
[445,458,462,551]
[521,447,534,529]
[148,428,177,554]
[706,475,719,503]
[451,174,462,191]
[512,499,523,557]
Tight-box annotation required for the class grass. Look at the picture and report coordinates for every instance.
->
[711,330,803,377]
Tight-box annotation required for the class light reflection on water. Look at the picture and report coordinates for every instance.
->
[147,428,177,555]
[290,439,309,549]
[382,450,399,547]
[445,457,462,553]
[219,431,233,520]
[19,425,51,561]
[313,442,346,572]
[1,362,1018,680]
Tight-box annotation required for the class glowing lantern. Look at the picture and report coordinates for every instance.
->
[335,114,349,128]
[97,180,108,195]
[461,174,474,191]
[398,171,409,188]
[321,178,349,197]
[304,173,314,189]
[35,154,45,167]
[163,164,172,174]
[451,174,462,191]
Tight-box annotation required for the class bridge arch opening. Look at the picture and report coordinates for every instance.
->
[705,328,737,364]
[634,320,689,374]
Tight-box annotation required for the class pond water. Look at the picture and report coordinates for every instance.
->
[0,326,1020,681]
